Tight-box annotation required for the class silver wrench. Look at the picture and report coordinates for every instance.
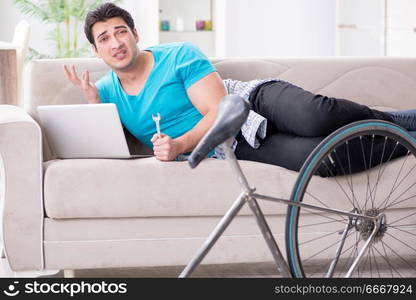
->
[152,113,162,138]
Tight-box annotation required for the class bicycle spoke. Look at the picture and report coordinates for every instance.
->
[373,244,402,277]
[345,140,359,210]
[379,242,397,277]
[359,247,372,277]
[299,207,348,224]
[370,247,381,278]
[359,136,375,213]
[387,225,416,235]
[381,161,416,210]
[369,140,400,209]
[305,191,330,209]
[367,245,373,277]
[298,219,346,228]
[380,239,416,273]
[389,211,416,226]
[366,136,388,210]
[378,151,412,209]
[307,240,358,277]
[384,189,416,210]
[321,161,355,209]
[389,223,416,227]
[300,231,356,264]
[384,231,416,254]
[299,228,346,246]
[333,149,359,205]
[389,194,416,209]
[367,134,375,208]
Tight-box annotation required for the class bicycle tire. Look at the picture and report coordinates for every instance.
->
[286,120,416,277]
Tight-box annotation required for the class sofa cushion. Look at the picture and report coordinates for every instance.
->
[43,157,299,219]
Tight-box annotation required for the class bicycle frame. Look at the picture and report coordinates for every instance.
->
[179,138,383,278]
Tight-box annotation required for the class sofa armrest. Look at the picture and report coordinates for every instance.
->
[0,105,43,271]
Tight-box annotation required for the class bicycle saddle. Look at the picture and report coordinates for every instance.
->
[188,95,250,169]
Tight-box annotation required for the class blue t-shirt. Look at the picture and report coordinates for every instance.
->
[96,42,216,149]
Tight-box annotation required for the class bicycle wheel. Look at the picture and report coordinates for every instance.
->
[286,120,416,277]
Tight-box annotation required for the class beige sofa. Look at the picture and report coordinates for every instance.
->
[1,56,416,275]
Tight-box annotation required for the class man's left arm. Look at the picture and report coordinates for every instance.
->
[151,72,227,161]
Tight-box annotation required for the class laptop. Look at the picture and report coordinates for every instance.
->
[37,103,151,159]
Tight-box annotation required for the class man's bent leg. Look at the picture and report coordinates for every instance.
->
[235,130,409,177]
[250,81,393,137]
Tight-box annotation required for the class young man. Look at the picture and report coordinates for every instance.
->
[64,3,416,173]
[64,3,226,162]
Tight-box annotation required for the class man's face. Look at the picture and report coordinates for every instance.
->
[92,17,139,72]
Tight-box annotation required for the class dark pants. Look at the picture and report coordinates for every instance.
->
[235,81,398,173]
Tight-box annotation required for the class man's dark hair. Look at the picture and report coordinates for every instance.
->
[84,2,135,46]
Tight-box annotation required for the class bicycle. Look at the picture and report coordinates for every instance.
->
[179,95,416,278]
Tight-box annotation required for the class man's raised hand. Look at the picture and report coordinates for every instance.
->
[63,65,100,104]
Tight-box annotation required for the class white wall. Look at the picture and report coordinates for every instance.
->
[336,0,385,56]
[215,0,336,57]
[0,0,336,58]
[120,0,159,49]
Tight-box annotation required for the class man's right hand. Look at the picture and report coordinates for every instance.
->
[63,65,101,104]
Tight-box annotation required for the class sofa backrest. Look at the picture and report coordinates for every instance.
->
[25,56,416,161]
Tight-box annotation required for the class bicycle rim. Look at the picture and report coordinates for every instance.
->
[286,120,416,278]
